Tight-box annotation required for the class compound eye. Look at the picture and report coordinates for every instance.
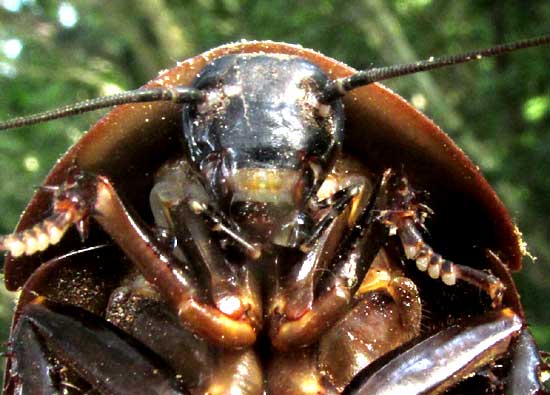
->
[300,77,332,121]
[196,89,223,114]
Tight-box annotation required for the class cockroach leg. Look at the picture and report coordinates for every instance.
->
[96,173,260,347]
[7,297,188,395]
[268,228,354,351]
[0,171,94,257]
[343,308,523,395]
[376,169,505,307]
[4,168,258,348]
[268,248,423,393]
[150,159,263,327]
[188,200,262,259]
[274,180,369,322]
[106,279,264,395]
[300,184,363,252]
[318,248,422,392]
[269,166,384,351]
[505,330,549,394]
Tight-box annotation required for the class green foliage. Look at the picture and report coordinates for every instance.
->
[0,0,548,363]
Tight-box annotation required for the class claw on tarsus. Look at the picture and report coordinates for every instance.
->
[378,169,506,308]
[0,212,72,257]
[0,172,93,258]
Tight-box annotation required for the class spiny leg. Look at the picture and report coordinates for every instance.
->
[375,169,505,307]
[105,276,215,391]
[505,330,549,394]
[317,248,422,392]
[1,168,258,348]
[269,165,385,350]
[105,275,264,395]
[150,159,263,328]
[342,308,523,395]
[267,249,423,394]
[98,170,260,346]
[277,182,368,320]
[268,165,507,351]
[6,297,188,395]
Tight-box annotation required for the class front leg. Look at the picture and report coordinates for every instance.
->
[269,160,385,350]
[375,169,505,307]
[1,167,259,348]
[269,164,508,351]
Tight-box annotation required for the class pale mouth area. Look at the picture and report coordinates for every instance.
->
[228,168,301,205]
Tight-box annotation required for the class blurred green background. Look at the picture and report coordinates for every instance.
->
[0,0,548,360]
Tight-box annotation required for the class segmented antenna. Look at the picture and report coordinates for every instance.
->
[0,87,205,131]
[1,35,549,129]
[321,34,550,102]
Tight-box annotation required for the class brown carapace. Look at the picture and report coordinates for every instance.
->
[1,40,549,395]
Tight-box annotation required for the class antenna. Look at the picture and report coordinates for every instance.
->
[321,34,550,102]
[0,87,205,131]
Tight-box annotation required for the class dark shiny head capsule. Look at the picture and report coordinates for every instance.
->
[183,54,344,240]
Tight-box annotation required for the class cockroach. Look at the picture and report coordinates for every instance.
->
[0,37,549,394]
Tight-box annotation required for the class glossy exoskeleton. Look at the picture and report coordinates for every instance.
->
[1,40,549,395]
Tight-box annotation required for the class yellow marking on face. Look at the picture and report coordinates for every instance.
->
[238,169,290,192]
[230,168,300,203]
